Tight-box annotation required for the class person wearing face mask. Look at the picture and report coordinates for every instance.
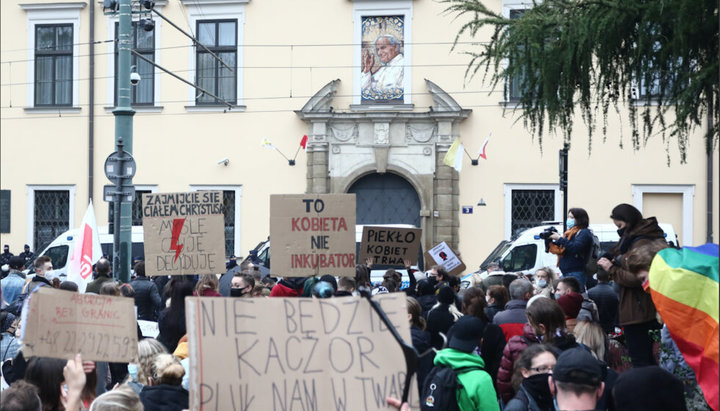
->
[548,208,594,292]
[230,273,254,297]
[504,344,558,411]
[597,203,665,367]
[532,268,555,299]
[0,312,21,364]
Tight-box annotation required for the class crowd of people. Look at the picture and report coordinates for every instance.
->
[0,202,715,411]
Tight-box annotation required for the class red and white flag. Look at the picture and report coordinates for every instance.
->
[67,200,103,293]
[300,134,308,151]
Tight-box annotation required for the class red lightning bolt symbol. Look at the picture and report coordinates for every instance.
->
[170,218,186,262]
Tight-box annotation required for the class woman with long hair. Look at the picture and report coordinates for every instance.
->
[24,357,69,411]
[138,353,188,411]
[485,285,509,322]
[406,296,433,397]
[496,298,578,403]
[157,279,194,352]
[193,274,221,297]
[426,286,463,350]
[125,338,168,394]
[548,207,593,291]
[504,344,558,411]
[597,203,666,367]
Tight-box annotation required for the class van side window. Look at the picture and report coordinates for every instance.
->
[501,244,536,272]
[45,245,69,270]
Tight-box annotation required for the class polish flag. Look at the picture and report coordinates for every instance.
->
[67,200,103,293]
[300,135,308,151]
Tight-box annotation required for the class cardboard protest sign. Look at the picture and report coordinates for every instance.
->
[270,194,356,277]
[358,226,422,266]
[142,191,225,276]
[21,287,138,362]
[424,241,466,276]
[186,294,416,411]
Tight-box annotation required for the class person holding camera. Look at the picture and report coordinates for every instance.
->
[548,208,593,292]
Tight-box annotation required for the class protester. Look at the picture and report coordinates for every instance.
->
[493,279,533,341]
[574,320,618,411]
[427,315,500,410]
[1,311,20,364]
[335,276,355,296]
[555,276,599,322]
[86,258,113,294]
[587,268,619,334]
[613,366,687,411]
[597,203,666,367]
[139,353,189,411]
[268,276,305,297]
[549,348,605,410]
[504,344,558,411]
[459,286,506,386]
[23,356,68,411]
[415,279,437,316]
[59,281,79,292]
[497,298,578,403]
[485,285,509,322]
[157,279,193,352]
[556,292,583,334]
[2,257,26,305]
[125,338,168,394]
[130,262,162,321]
[548,208,593,291]
[427,265,450,290]
[0,380,42,411]
[532,267,555,299]
[354,263,372,289]
[230,273,254,297]
[406,296,433,397]
[89,384,143,411]
[193,274,221,297]
[426,286,463,349]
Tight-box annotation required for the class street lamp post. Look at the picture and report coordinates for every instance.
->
[559,143,569,232]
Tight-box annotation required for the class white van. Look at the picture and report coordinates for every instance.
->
[461,222,678,285]
[25,226,145,280]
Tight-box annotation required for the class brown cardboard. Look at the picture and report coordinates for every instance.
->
[185,293,416,411]
[142,191,226,276]
[423,241,466,276]
[358,226,422,266]
[21,287,138,362]
[270,194,356,277]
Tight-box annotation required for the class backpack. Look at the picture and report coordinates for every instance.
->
[420,364,482,411]
[584,229,602,276]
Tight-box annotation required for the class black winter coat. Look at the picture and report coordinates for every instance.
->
[139,384,189,411]
[130,276,162,321]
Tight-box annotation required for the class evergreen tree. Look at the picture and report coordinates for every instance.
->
[446,0,718,162]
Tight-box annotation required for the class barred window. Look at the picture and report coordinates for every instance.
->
[511,189,555,238]
[34,190,70,252]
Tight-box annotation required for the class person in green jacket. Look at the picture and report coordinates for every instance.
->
[433,315,501,411]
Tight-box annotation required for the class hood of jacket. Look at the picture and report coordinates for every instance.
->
[433,348,486,369]
[616,217,665,254]
[140,384,189,410]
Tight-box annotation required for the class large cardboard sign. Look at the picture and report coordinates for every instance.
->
[142,191,225,276]
[270,194,356,277]
[424,241,466,276]
[185,294,416,411]
[358,226,422,266]
[21,287,138,362]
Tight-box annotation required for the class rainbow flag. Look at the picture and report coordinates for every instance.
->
[649,243,719,411]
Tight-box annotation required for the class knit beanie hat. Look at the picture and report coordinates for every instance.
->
[557,292,583,319]
[613,366,687,411]
[437,286,455,305]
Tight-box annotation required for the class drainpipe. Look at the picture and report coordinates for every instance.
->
[88,0,95,203]
[707,96,714,244]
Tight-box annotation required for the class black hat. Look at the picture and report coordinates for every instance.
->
[553,348,603,386]
[8,256,25,270]
[447,315,485,353]
[24,244,30,249]
[437,286,455,305]
[613,366,687,411]
[320,274,338,292]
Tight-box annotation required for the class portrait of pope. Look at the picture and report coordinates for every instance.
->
[361,16,404,103]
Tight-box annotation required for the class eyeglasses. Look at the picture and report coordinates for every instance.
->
[529,366,554,373]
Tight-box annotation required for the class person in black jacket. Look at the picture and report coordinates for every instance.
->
[139,353,189,411]
[157,279,193,353]
[130,262,163,321]
[504,344,558,411]
[415,279,437,317]
[426,286,462,349]
[406,296,434,397]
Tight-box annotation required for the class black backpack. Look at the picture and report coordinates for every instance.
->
[420,364,482,411]
[584,229,602,276]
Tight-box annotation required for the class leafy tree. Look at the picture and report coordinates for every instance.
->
[445,0,718,162]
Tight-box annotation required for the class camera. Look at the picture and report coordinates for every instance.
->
[538,226,558,252]
[130,72,141,85]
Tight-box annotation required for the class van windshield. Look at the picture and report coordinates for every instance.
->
[481,241,511,269]
[45,245,69,270]
[501,243,537,272]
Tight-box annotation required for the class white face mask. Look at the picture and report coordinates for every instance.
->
[44,270,58,282]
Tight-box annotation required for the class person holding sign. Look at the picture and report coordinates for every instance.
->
[157,279,193,352]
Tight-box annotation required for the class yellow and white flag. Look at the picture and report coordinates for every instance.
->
[443,138,464,172]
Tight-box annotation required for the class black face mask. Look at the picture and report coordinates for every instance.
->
[617,227,626,237]
[522,373,554,407]
[230,288,247,297]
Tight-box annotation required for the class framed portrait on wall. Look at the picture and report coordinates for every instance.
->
[360,16,404,104]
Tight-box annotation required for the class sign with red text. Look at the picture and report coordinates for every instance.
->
[270,194,356,277]
[358,226,422,266]
[185,293,416,411]
[21,287,138,362]
[142,191,225,276]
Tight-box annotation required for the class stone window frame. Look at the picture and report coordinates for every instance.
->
[26,185,76,251]
[632,184,694,246]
